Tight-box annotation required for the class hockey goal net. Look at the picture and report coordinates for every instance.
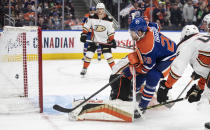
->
[0,26,43,113]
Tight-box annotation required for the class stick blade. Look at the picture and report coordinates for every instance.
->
[53,104,72,113]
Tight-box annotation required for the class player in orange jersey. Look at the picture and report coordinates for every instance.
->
[109,17,177,118]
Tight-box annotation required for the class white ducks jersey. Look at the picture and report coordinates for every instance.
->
[171,33,210,79]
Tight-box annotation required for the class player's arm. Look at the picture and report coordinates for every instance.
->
[80,17,91,43]
[107,20,116,48]
[126,49,151,76]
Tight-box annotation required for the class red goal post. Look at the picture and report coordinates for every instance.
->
[0,26,43,113]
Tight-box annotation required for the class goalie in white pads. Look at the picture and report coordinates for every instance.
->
[157,23,210,104]
[69,99,134,122]
[80,3,117,76]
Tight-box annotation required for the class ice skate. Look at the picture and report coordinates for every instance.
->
[134,106,145,119]
[98,56,101,61]
[134,109,141,119]
[205,122,210,129]
[80,68,87,76]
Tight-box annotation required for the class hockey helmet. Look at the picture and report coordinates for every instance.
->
[201,14,210,32]
[96,3,105,9]
[180,25,199,41]
[129,17,147,33]
[89,6,96,11]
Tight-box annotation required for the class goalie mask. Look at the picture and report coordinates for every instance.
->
[201,14,210,33]
[180,25,199,41]
[129,17,147,41]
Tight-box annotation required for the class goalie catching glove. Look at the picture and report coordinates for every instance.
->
[157,80,171,103]
[186,84,203,103]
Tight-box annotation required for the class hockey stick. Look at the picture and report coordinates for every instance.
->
[132,65,138,118]
[53,74,124,113]
[166,78,193,109]
[141,97,185,111]
[86,40,134,50]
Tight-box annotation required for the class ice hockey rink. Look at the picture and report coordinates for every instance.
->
[0,59,210,130]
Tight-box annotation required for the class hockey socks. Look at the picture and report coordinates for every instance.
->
[139,85,156,109]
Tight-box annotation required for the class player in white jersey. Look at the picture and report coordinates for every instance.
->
[80,3,117,76]
[157,24,210,104]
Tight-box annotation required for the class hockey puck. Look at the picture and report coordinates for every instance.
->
[15,74,19,79]
[205,122,210,129]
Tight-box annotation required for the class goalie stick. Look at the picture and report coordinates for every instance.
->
[53,74,124,113]
[85,40,134,50]
[54,95,185,114]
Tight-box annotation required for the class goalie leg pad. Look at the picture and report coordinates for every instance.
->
[70,99,134,122]
[112,57,129,75]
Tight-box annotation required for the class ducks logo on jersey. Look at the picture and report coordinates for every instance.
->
[94,25,106,32]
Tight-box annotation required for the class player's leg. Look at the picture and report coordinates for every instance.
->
[80,43,97,75]
[82,42,88,60]
[109,74,132,101]
[139,69,162,109]
[135,74,147,102]
[82,32,91,60]
[97,45,102,61]
[101,46,115,69]
[139,59,173,109]
[109,66,146,101]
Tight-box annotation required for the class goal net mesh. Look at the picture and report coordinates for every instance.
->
[0,26,43,114]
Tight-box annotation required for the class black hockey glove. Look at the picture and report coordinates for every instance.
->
[80,33,87,43]
[191,71,201,80]
[186,84,203,103]
[157,80,171,103]
[109,39,117,48]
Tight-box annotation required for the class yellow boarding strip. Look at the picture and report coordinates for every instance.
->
[1,53,129,61]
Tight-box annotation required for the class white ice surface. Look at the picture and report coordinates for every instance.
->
[0,59,210,130]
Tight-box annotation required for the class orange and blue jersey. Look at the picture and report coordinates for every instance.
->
[135,27,176,109]
[135,27,176,76]
[123,26,177,108]
[82,13,90,26]
[148,22,160,32]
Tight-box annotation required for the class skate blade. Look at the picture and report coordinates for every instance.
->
[81,74,85,78]
[164,103,174,109]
